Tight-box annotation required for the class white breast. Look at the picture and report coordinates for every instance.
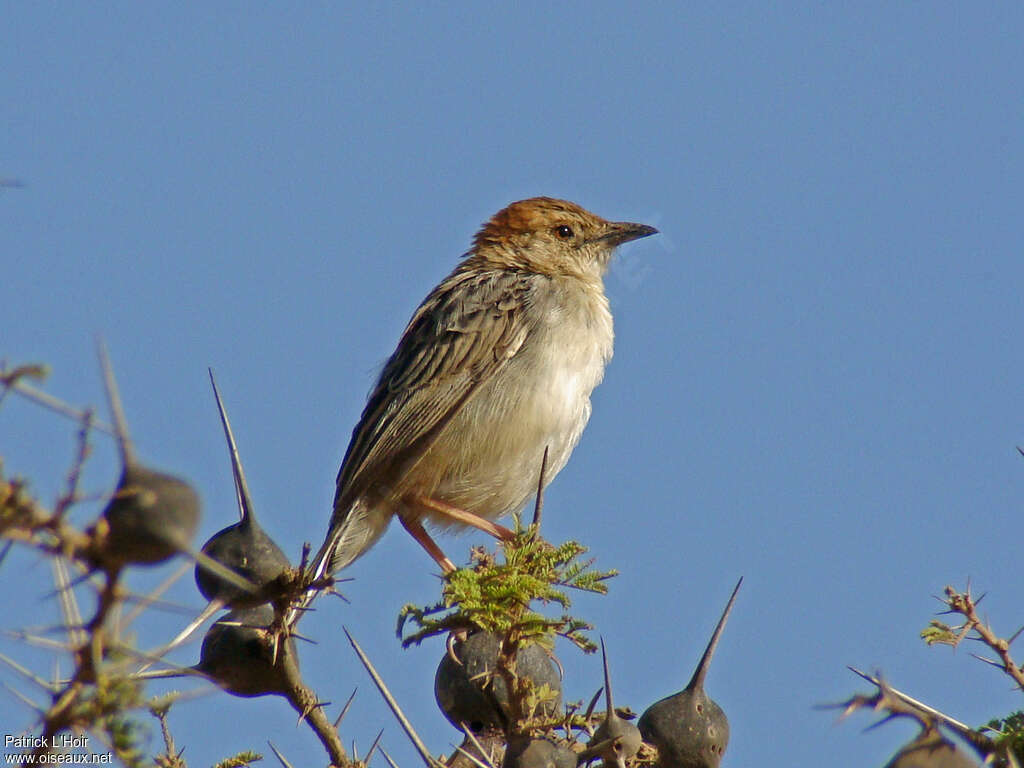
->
[425,275,613,524]
[530,280,613,475]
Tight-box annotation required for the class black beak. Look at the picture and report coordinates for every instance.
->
[594,221,659,246]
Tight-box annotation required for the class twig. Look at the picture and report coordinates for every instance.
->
[280,672,350,767]
[454,725,502,768]
[846,668,972,732]
[937,589,1024,692]
[120,561,191,629]
[344,626,441,768]
[0,652,59,692]
[153,705,186,768]
[267,741,296,768]
[365,728,384,766]
[943,586,1024,690]
[135,598,225,676]
[4,681,45,714]
[0,540,12,567]
[0,369,115,435]
[379,746,401,768]
[532,446,550,528]
[334,687,358,728]
[52,408,95,521]
[838,669,996,761]
[51,556,87,649]
[452,744,494,768]
[459,723,496,765]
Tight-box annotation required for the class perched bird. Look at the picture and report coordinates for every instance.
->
[314,197,657,577]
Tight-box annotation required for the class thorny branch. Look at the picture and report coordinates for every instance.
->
[840,669,998,762]
[2,367,351,767]
[923,584,1024,691]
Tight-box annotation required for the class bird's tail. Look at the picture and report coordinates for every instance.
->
[315,500,389,579]
[286,501,387,627]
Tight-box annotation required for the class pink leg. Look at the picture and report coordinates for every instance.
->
[414,496,516,541]
[399,515,457,574]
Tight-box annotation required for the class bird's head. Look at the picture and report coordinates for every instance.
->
[468,197,657,280]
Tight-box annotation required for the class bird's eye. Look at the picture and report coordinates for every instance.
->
[555,224,574,239]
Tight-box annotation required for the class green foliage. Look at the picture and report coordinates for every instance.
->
[397,517,617,736]
[522,681,561,722]
[212,752,264,768]
[397,518,615,652]
[72,672,147,767]
[984,711,1024,764]
[920,620,957,646]
[147,692,181,719]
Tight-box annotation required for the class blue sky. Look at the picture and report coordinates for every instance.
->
[3,3,1023,766]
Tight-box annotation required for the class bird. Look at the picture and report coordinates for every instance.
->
[313,197,657,578]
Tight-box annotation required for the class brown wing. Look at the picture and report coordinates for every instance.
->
[332,266,537,516]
